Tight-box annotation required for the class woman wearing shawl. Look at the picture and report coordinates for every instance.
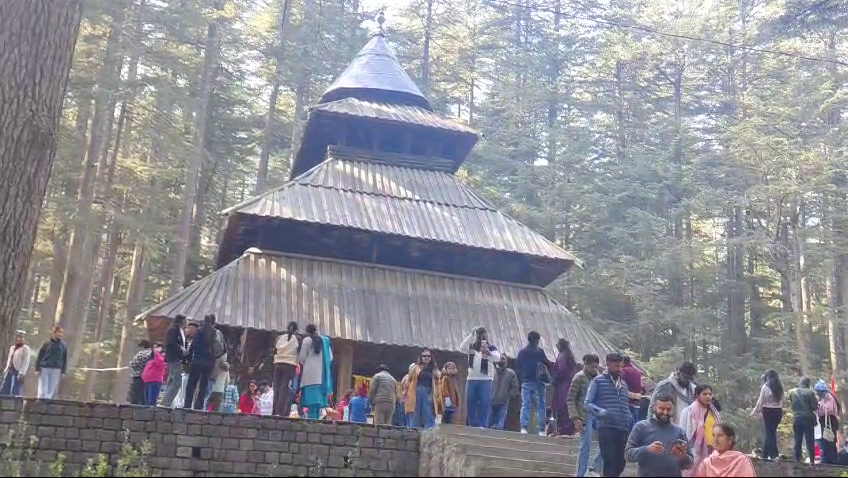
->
[552,339,577,435]
[680,384,721,477]
[695,424,757,477]
[401,363,416,426]
[404,349,443,428]
[815,379,841,464]
[298,324,334,419]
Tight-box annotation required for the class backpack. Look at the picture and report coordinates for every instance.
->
[212,328,227,359]
[537,362,552,384]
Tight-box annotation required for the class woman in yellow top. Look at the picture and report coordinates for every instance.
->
[404,349,443,428]
[680,384,722,477]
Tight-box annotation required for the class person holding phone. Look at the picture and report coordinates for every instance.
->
[625,395,693,477]
[460,327,501,427]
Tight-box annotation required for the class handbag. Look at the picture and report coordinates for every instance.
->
[823,414,835,442]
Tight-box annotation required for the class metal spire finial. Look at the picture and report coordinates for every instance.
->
[377,10,386,35]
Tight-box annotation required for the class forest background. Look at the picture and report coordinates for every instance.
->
[8,0,848,450]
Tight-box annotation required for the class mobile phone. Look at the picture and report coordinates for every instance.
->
[673,439,687,447]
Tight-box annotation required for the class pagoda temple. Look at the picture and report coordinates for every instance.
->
[139,33,619,424]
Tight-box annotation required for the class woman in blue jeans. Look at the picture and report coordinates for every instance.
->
[405,350,442,428]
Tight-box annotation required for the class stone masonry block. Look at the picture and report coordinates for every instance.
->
[95,429,116,442]
[123,419,145,432]
[233,462,256,474]
[100,442,121,454]
[82,440,100,453]
[310,444,330,459]
[42,414,74,427]
[132,407,154,421]
[248,450,264,463]
[221,438,238,449]
[92,406,119,419]
[102,418,122,430]
[176,435,209,447]
[226,449,247,462]
[209,460,234,473]
[327,454,346,468]
[254,440,288,453]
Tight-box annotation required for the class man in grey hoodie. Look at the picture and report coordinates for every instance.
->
[625,395,693,477]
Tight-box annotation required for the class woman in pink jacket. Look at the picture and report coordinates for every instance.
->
[142,342,167,406]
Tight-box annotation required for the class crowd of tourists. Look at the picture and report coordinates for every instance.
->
[5,322,848,478]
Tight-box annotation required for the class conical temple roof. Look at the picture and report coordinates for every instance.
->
[318,34,431,110]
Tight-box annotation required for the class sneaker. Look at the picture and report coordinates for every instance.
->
[520,429,528,434]
[539,431,546,437]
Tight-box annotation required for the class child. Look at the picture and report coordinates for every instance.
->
[141,342,166,406]
[221,381,239,413]
[441,362,460,424]
[348,383,371,423]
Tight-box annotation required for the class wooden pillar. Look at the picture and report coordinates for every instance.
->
[457,362,468,426]
[336,341,354,399]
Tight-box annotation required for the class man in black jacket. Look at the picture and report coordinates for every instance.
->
[161,315,187,407]
[183,315,216,410]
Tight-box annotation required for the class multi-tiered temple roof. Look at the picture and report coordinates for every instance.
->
[139,34,617,362]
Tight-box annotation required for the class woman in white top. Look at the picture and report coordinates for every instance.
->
[751,369,784,459]
[273,321,299,416]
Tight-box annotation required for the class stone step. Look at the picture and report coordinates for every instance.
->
[464,453,577,475]
[443,430,581,454]
[451,440,580,461]
[482,465,573,477]
[436,424,580,445]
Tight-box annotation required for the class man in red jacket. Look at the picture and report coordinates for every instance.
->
[620,356,643,428]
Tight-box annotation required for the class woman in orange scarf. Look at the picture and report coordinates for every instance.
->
[696,424,757,477]
[405,349,442,428]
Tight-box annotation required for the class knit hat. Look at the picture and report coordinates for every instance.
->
[814,379,829,393]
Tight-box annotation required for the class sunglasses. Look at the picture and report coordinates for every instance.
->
[421,354,431,358]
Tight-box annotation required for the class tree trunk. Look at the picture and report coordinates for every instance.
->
[0,0,83,368]
[255,0,292,193]
[82,216,121,401]
[789,199,811,375]
[53,0,128,349]
[111,239,148,402]
[170,0,223,294]
[421,0,434,94]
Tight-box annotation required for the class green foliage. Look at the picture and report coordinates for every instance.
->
[78,441,151,478]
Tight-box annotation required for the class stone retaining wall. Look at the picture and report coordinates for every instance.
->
[0,398,419,477]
